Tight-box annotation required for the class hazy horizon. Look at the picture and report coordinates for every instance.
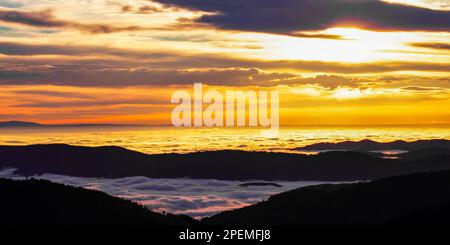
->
[1,125,449,154]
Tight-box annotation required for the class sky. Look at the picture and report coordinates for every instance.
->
[0,0,449,125]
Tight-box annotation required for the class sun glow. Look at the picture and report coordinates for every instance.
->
[232,28,450,64]
[333,88,364,99]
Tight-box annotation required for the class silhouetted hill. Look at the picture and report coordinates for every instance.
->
[295,139,450,152]
[204,171,450,225]
[0,178,195,225]
[387,204,450,225]
[399,147,450,161]
[0,144,149,177]
[0,121,42,127]
[1,144,450,181]
[0,121,143,127]
[4,170,450,225]
[239,182,283,188]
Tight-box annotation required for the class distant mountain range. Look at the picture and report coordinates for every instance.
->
[1,142,450,181]
[0,178,194,225]
[0,121,43,127]
[295,139,450,152]
[0,120,144,127]
[204,170,450,225]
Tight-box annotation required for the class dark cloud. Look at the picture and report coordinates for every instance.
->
[0,8,150,34]
[120,4,164,14]
[137,5,164,14]
[291,32,346,40]
[13,100,158,108]
[2,58,448,89]
[0,41,174,59]
[155,0,450,35]
[0,65,300,87]
[293,75,357,89]
[410,42,450,50]
[121,5,133,13]
[0,56,449,88]
[401,86,446,91]
[154,34,263,48]
[0,42,449,88]
[12,90,93,99]
[0,8,62,27]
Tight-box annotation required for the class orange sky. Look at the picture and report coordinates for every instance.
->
[0,0,449,125]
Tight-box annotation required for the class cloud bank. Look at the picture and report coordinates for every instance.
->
[155,0,450,35]
[0,8,150,34]
[1,42,449,87]
[0,168,330,218]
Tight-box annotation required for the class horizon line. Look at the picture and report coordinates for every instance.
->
[1,120,450,128]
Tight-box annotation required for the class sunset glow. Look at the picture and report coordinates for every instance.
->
[0,0,449,126]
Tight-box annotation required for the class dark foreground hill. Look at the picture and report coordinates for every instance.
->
[0,178,194,225]
[204,171,450,225]
[388,204,450,225]
[1,144,450,181]
[3,171,450,225]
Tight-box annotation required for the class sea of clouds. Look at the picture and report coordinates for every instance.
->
[0,168,334,219]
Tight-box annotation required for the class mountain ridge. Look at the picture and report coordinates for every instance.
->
[0,120,145,127]
[1,143,450,181]
[295,139,450,151]
[0,121,42,127]
[0,178,195,225]
[204,170,450,225]
[4,170,450,225]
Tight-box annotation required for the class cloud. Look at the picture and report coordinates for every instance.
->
[121,4,165,14]
[290,32,347,40]
[155,0,450,35]
[410,42,450,50]
[0,0,22,8]
[2,58,448,87]
[401,86,446,91]
[0,64,300,87]
[0,59,449,88]
[371,75,450,90]
[0,8,151,34]
[293,75,358,89]
[0,168,328,218]
[12,98,168,108]
[0,41,174,58]
[0,8,62,27]
[12,89,94,99]
[0,42,449,88]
